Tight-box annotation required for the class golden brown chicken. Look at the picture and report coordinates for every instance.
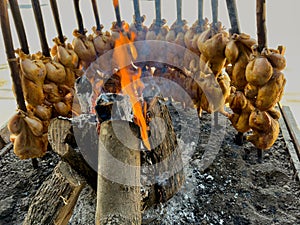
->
[247,109,280,150]
[197,22,229,76]
[255,69,286,111]
[8,112,48,159]
[228,90,254,133]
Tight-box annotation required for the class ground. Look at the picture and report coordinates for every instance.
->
[0,104,300,225]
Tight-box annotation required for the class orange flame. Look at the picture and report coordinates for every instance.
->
[113,24,151,150]
[113,0,119,8]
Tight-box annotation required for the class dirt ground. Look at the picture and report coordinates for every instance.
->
[0,104,300,225]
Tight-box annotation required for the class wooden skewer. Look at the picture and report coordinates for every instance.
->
[31,0,50,57]
[49,0,65,44]
[198,0,204,26]
[211,0,218,28]
[73,0,85,34]
[225,0,241,34]
[133,0,142,31]
[256,0,267,52]
[91,0,101,31]
[0,0,26,112]
[155,0,162,27]
[8,0,29,54]
[113,0,122,29]
[0,0,38,168]
[255,0,267,162]
[176,0,182,25]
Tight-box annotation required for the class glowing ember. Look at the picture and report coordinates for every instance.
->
[113,24,151,150]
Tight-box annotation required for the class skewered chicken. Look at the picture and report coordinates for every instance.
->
[228,90,254,133]
[72,29,97,68]
[255,69,286,111]
[245,46,273,86]
[92,26,113,56]
[247,109,280,150]
[51,37,79,69]
[197,22,229,76]
[225,33,256,90]
[8,111,48,159]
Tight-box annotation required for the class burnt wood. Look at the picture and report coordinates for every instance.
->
[23,161,86,225]
[256,0,267,52]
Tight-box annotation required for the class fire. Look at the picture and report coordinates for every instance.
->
[113,0,119,8]
[113,24,151,150]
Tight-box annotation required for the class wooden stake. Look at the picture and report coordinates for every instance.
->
[235,132,244,146]
[155,0,162,27]
[23,161,86,225]
[0,0,26,112]
[50,0,65,44]
[0,0,39,169]
[31,0,50,57]
[95,121,141,225]
[113,0,122,29]
[256,0,267,52]
[8,0,29,54]
[133,0,142,31]
[73,0,85,34]
[225,0,241,34]
[198,0,204,25]
[176,0,182,24]
[91,0,101,31]
[211,0,218,27]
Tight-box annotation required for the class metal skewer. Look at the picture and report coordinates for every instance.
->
[73,0,85,35]
[31,0,50,57]
[225,0,241,34]
[8,0,29,54]
[91,0,102,31]
[49,0,65,44]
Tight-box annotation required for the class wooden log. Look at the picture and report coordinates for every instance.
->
[48,117,98,190]
[95,120,141,225]
[256,0,267,52]
[141,97,184,210]
[48,98,184,210]
[23,161,86,225]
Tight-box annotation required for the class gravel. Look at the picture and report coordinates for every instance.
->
[0,103,300,225]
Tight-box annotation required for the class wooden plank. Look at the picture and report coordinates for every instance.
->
[23,161,86,225]
[279,104,300,157]
[278,104,300,181]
